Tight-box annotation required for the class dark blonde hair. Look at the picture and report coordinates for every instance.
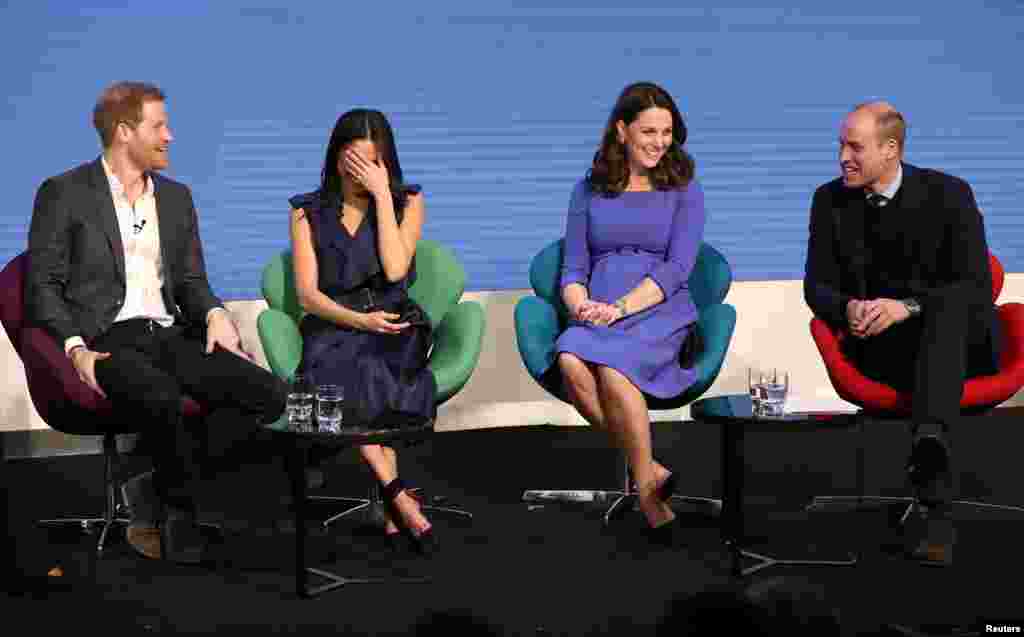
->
[876,110,906,156]
[92,81,166,148]
[852,102,906,156]
[588,81,695,196]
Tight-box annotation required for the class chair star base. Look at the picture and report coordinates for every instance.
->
[303,567,430,598]
[309,495,373,529]
[37,433,131,554]
[603,493,722,526]
[733,544,858,577]
[806,494,1024,524]
[314,486,473,531]
[522,484,721,527]
[37,513,132,554]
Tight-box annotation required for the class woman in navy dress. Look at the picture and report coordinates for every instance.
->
[289,109,437,553]
[556,82,706,544]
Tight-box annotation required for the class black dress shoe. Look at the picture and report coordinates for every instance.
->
[903,506,955,567]
[906,435,953,507]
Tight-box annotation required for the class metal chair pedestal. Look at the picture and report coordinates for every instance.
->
[37,433,131,554]
[313,485,473,530]
[523,458,722,526]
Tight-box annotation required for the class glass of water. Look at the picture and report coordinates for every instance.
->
[749,368,789,417]
[285,373,314,431]
[316,384,344,434]
[748,368,765,414]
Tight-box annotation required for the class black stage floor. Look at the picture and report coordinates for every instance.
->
[3,412,1024,635]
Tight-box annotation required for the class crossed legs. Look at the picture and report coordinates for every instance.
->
[558,352,675,529]
[358,445,431,535]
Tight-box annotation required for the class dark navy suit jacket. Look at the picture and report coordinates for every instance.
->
[803,163,1000,363]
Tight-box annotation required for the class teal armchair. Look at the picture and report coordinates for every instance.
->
[514,239,737,524]
[258,239,486,525]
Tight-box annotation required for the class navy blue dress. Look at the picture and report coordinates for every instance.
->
[289,189,436,428]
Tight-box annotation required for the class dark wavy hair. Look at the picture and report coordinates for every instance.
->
[587,82,696,196]
[319,108,413,213]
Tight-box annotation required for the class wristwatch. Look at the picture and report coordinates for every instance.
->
[902,297,922,317]
[613,298,628,318]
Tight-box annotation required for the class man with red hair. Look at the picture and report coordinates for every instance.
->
[26,81,286,563]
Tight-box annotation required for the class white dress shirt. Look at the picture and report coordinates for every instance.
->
[864,162,903,207]
[103,157,175,328]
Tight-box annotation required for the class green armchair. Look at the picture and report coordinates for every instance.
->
[258,239,486,525]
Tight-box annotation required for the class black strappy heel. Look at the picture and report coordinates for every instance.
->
[632,468,678,502]
[381,477,439,555]
[656,469,678,503]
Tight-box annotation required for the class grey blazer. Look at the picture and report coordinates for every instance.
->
[26,157,223,346]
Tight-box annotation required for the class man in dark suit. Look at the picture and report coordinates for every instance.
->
[804,101,1000,566]
[26,81,286,563]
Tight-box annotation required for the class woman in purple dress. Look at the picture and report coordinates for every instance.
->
[289,110,437,554]
[556,82,705,544]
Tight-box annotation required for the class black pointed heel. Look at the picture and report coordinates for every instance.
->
[644,517,683,548]
[384,529,404,552]
[381,477,439,556]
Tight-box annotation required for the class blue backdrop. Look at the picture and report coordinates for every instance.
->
[3,1,1022,297]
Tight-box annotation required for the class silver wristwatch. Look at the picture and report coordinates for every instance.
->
[613,298,628,318]
[902,297,922,317]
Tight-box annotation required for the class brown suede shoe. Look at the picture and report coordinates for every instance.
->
[126,522,162,560]
[904,510,955,567]
[909,539,953,567]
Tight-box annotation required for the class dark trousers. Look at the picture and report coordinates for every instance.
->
[845,293,1000,508]
[92,319,286,510]
[846,291,1000,445]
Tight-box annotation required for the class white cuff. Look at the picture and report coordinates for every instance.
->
[64,336,86,358]
[205,307,228,325]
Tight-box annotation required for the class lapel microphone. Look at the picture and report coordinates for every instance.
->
[133,218,147,235]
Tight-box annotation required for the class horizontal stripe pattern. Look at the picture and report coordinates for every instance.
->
[1,2,1021,297]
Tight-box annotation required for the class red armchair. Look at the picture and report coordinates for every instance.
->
[811,254,1024,413]
[0,253,205,554]
[808,252,1024,517]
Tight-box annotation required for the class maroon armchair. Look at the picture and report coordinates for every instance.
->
[808,252,1024,518]
[0,252,205,554]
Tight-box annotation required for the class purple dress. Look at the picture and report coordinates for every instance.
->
[555,179,706,398]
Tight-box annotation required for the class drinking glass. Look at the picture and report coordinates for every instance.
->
[748,368,765,414]
[316,384,344,433]
[749,368,789,417]
[285,373,314,431]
